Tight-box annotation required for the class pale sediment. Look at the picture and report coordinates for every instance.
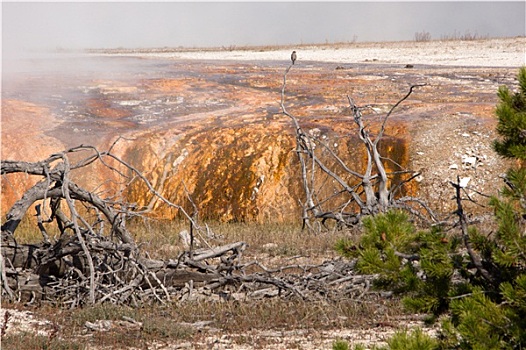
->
[99,37,526,67]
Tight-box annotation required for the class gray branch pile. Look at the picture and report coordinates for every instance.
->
[1,145,374,307]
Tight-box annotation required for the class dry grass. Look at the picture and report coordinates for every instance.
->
[132,219,354,263]
[1,215,54,244]
[2,296,406,349]
[6,214,353,265]
[1,219,401,349]
[1,333,85,350]
[440,30,489,41]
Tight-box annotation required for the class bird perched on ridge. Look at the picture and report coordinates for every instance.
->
[291,51,297,65]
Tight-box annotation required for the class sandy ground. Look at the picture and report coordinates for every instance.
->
[0,308,437,350]
[109,37,525,67]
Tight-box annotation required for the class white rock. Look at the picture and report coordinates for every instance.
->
[320,263,335,273]
[449,163,459,170]
[308,128,321,137]
[459,177,471,188]
[118,100,141,106]
[462,155,477,167]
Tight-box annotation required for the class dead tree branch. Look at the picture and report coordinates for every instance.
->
[1,145,374,306]
[280,64,433,229]
[451,176,495,283]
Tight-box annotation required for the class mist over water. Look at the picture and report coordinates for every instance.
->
[1,2,524,101]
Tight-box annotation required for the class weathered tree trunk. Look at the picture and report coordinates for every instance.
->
[281,63,432,228]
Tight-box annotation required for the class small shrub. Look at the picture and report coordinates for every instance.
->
[414,31,432,42]
[332,339,350,350]
[440,30,488,41]
[385,328,438,350]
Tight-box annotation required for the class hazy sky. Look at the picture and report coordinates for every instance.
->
[2,1,525,57]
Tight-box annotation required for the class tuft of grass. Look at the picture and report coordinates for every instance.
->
[440,30,489,41]
[333,339,350,350]
[142,319,194,340]
[414,31,432,42]
[1,331,86,350]
[4,215,52,244]
[65,304,139,328]
[208,221,350,258]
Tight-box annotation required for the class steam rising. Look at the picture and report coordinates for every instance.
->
[2,2,524,77]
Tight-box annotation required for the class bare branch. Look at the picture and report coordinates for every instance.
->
[451,176,494,284]
[281,67,433,228]
[376,84,427,144]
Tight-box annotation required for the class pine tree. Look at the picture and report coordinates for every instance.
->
[493,66,526,164]
[336,67,526,349]
[493,66,526,218]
